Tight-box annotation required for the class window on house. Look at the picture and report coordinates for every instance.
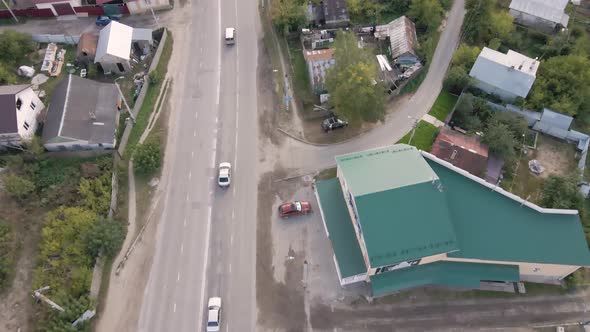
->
[23,121,30,130]
[450,150,458,160]
[116,63,125,72]
[30,102,36,110]
[16,98,22,110]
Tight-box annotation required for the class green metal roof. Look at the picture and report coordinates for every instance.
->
[370,261,520,297]
[355,181,458,267]
[427,159,590,266]
[336,145,439,197]
[315,178,367,278]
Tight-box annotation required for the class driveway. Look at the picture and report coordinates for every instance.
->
[278,0,466,174]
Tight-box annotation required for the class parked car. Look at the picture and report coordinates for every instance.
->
[207,297,222,332]
[218,162,231,187]
[225,27,236,45]
[278,201,311,218]
[96,16,120,27]
[322,117,348,132]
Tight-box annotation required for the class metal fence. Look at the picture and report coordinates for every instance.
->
[32,34,80,45]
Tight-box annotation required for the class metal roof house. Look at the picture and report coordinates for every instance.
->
[374,16,419,65]
[95,21,133,75]
[509,0,569,33]
[0,85,45,149]
[431,127,489,178]
[307,0,350,28]
[42,75,120,151]
[469,47,539,101]
[303,48,335,94]
[314,145,590,297]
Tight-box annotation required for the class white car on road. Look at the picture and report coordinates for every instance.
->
[218,162,231,187]
[207,297,222,331]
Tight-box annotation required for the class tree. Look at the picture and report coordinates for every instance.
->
[408,0,443,32]
[0,30,35,66]
[463,0,494,44]
[451,44,481,69]
[3,174,35,200]
[84,218,125,258]
[488,10,514,40]
[481,122,517,160]
[444,66,470,94]
[271,0,306,34]
[528,55,590,118]
[542,174,584,210]
[133,141,161,175]
[325,32,386,125]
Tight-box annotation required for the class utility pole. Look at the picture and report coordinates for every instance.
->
[1,0,19,23]
[114,76,136,123]
[407,116,419,146]
[33,286,65,312]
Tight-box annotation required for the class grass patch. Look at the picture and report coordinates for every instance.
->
[286,37,315,111]
[124,30,173,157]
[316,167,337,181]
[261,6,284,95]
[397,120,439,152]
[429,91,458,121]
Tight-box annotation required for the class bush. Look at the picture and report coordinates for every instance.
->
[78,175,111,216]
[542,174,584,210]
[133,141,161,175]
[84,219,125,258]
[443,66,470,94]
[3,174,35,200]
[149,71,161,85]
[0,220,14,291]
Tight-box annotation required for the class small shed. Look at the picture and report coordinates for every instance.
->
[95,21,133,75]
[132,28,153,56]
[303,48,335,94]
[374,16,419,65]
[77,32,99,64]
[431,127,489,178]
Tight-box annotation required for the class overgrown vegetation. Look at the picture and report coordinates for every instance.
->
[125,29,174,157]
[134,139,162,175]
[271,0,307,34]
[0,220,14,292]
[0,152,124,330]
[0,30,35,84]
[326,31,386,125]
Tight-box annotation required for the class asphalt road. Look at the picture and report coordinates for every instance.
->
[278,0,466,173]
[137,0,258,331]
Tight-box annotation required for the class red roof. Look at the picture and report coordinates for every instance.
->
[431,127,489,177]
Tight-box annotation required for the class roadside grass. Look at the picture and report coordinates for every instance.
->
[286,37,316,113]
[124,30,173,157]
[316,167,337,181]
[429,91,458,121]
[397,120,439,152]
[261,5,284,95]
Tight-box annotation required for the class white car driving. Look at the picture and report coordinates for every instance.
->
[218,162,231,187]
[207,297,222,332]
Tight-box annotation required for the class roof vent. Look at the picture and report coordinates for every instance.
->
[89,110,96,120]
[432,178,444,192]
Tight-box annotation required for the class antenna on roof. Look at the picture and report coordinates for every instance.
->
[518,62,524,70]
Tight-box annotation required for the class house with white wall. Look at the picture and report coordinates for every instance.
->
[303,48,335,94]
[509,0,569,33]
[95,21,133,75]
[0,85,45,149]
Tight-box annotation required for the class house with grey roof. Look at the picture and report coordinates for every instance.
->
[42,75,120,151]
[307,0,350,28]
[374,16,419,65]
[509,0,569,33]
[469,47,539,101]
[315,144,590,296]
[0,84,45,149]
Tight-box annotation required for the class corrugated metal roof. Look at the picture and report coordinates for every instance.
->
[374,16,418,59]
[539,108,573,130]
[510,0,569,25]
[469,47,539,98]
[431,128,489,177]
[95,21,133,63]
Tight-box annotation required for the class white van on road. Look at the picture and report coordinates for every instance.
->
[225,27,235,45]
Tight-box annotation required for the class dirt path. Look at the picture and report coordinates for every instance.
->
[94,7,190,332]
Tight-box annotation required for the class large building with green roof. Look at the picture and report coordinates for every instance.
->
[314,144,590,296]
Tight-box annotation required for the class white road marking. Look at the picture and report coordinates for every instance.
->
[229,263,232,273]
[177,272,181,281]
[231,210,235,219]
[200,47,203,53]
[199,62,203,69]
[210,154,215,168]
[194,129,197,137]
[180,243,184,254]
[188,171,192,180]
[230,234,233,245]
[232,186,236,196]
[196,205,213,331]
[186,194,189,201]
[173,303,176,313]
[183,217,187,227]
[191,151,194,158]
[215,0,221,106]
[195,112,198,120]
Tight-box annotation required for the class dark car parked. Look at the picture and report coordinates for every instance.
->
[322,117,348,132]
[96,16,120,27]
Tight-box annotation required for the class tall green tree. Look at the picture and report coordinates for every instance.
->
[542,174,584,210]
[408,0,443,32]
[326,32,386,125]
[443,66,470,94]
[0,30,35,66]
[528,55,590,118]
[271,0,306,34]
[84,218,125,258]
[451,43,481,69]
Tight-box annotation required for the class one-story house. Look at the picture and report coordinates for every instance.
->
[469,47,539,101]
[374,16,419,66]
[42,75,120,151]
[509,0,569,33]
[303,48,335,94]
[0,84,45,149]
[315,145,590,297]
[307,0,350,28]
[95,21,133,75]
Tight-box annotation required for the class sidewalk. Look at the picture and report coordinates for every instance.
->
[421,114,445,128]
